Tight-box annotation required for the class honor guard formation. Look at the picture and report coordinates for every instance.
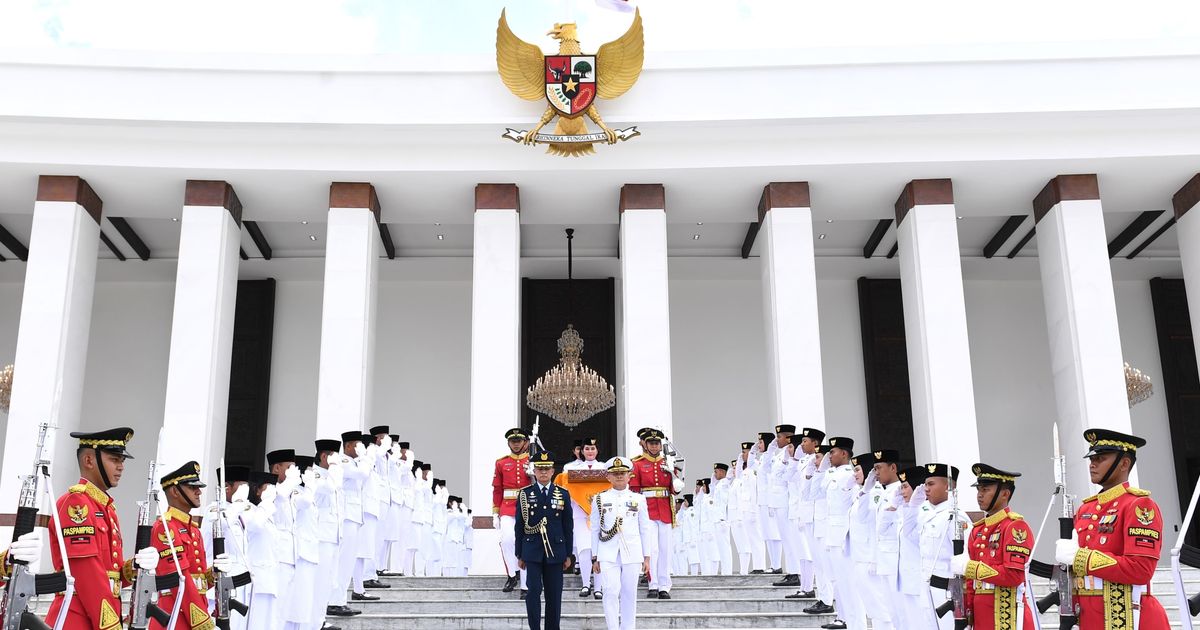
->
[1,420,1196,630]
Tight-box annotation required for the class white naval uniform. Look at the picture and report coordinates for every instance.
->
[790,452,817,592]
[808,457,834,605]
[590,487,653,630]
[919,498,971,630]
[729,457,766,573]
[824,463,863,629]
[562,458,604,591]
[708,476,732,575]
[769,446,804,576]
[284,483,321,630]
[752,444,782,570]
[240,493,280,630]
[869,480,902,630]
[358,446,385,581]
[272,475,299,629]
[201,499,250,630]
[376,451,402,573]
[386,451,415,573]
[334,454,368,604]
[311,464,342,629]
[898,490,934,629]
[849,477,882,630]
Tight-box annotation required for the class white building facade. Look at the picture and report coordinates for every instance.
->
[1,44,1200,570]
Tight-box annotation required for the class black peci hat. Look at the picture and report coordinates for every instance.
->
[872,449,900,465]
[774,424,796,435]
[266,449,295,467]
[898,466,928,488]
[828,437,854,454]
[341,431,363,444]
[800,427,826,443]
[370,425,390,436]
[315,439,341,454]
[924,463,960,482]
[249,471,277,486]
[219,466,250,484]
[852,452,876,470]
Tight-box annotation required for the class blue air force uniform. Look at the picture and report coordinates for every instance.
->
[514,452,574,630]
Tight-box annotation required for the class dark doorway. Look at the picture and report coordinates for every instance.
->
[521,278,618,467]
[857,277,917,465]
[224,279,276,471]
[1149,277,1200,544]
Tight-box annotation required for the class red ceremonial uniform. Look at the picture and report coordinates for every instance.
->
[1070,482,1170,630]
[150,506,215,630]
[627,454,676,525]
[492,453,530,517]
[962,507,1036,630]
[45,479,132,630]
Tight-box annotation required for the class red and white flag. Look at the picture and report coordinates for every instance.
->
[595,0,635,13]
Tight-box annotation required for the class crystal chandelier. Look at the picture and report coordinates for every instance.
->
[1125,362,1153,408]
[526,229,616,428]
[0,364,12,413]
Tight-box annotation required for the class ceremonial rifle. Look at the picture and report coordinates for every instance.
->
[127,460,179,630]
[1029,423,1077,629]
[1170,470,1200,630]
[0,424,69,630]
[211,462,251,630]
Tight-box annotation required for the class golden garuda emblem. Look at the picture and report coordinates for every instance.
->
[67,503,88,524]
[496,9,643,156]
[1135,505,1156,526]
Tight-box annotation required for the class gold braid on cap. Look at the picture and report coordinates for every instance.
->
[1091,439,1137,452]
[79,439,126,447]
[977,472,1016,483]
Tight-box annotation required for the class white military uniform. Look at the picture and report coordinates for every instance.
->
[808,455,834,606]
[563,456,605,592]
[240,488,280,630]
[755,443,783,570]
[409,473,433,576]
[200,497,250,630]
[333,451,368,604]
[784,450,816,589]
[590,475,654,630]
[708,473,733,575]
[824,460,863,629]
[310,462,342,629]
[426,485,448,575]
[358,445,385,581]
[284,477,322,630]
[849,473,881,630]
[920,495,971,630]
[442,501,467,576]
[898,485,934,629]
[272,470,300,629]
[729,454,766,573]
[386,448,416,573]
[869,479,902,630]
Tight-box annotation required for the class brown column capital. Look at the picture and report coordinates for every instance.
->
[1172,174,1200,219]
[36,175,102,225]
[756,182,811,222]
[894,179,953,225]
[184,180,243,225]
[619,184,665,213]
[475,184,520,212]
[330,182,381,222]
[1032,174,1099,223]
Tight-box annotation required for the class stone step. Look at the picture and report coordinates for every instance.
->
[333,611,835,630]
[378,574,785,588]
[347,597,823,614]
[357,584,815,601]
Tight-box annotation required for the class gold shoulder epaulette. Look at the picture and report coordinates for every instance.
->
[632,454,647,462]
[1008,511,1023,520]
[496,455,508,462]
[1081,494,1099,504]
[1127,487,1151,497]
[972,516,985,527]
[68,484,86,494]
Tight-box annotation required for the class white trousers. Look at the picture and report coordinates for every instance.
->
[772,508,805,574]
[646,520,672,592]
[283,557,318,625]
[358,512,379,580]
[743,514,767,571]
[599,561,640,630]
[760,505,782,569]
[713,521,732,575]
[865,570,897,630]
[498,515,527,588]
[811,534,835,603]
[315,541,339,621]
[797,522,816,591]
[830,546,864,630]
[333,521,360,603]
[729,519,751,574]
[246,591,277,630]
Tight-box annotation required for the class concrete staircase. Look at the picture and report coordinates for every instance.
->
[24,567,1200,629]
[334,573,836,629]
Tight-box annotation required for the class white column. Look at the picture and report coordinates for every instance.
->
[618,184,674,455]
[157,181,242,476]
[0,176,102,513]
[467,184,521,513]
[894,179,981,479]
[758,183,826,432]
[1173,175,1200,373]
[1034,174,1133,493]
[314,183,381,441]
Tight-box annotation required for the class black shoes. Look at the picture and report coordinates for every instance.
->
[772,574,801,587]
[657,591,671,599]
[647,589,658,599]
[362,579,390,589]
[804,601,835,614]
[821,621,847,629]
[750,569,766,574]
[784,591,808,599]
[502,574,519,593]
[770,568,783,574]
[520,589,528,600]
[578,587,592,597]
[350,592,379,601]
[321,624,342,630]
[325,605,360,617]
[593,590,603,600]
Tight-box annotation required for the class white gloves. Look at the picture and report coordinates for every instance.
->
[231,484,250,504]
[380,435,393,451]
[302,469,318,488]
[950,553,969,576]
[278,465,300,492]
[390,444,403,457]
[908,484,927,506]
[1055,539,1080,566]
[135,546,159,570]
[213,552,234,574]
[492,515,501,530]
[353,443,366,459]
[8,531,42,564]
[260,484,278,505]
